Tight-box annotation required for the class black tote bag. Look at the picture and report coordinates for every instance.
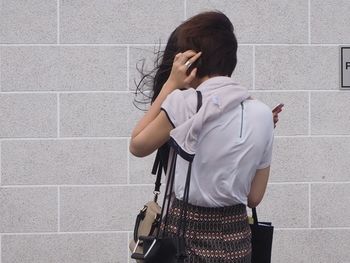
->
[249,207,274,263]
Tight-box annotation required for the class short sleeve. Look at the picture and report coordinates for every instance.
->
[257,127,274,170]
[161,89,194,128]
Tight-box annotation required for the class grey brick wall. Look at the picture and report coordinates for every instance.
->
[0,1,349,262]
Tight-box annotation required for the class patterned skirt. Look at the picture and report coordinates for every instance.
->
[162,198,252,263]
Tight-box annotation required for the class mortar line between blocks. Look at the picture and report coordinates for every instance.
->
[275,227,350,230]
[57,186,60,232]
[2,228,350,236]
[2,230,138,235]
[0,233,1,263]
[0,141,2,186]
[309,183,312,228]
[57,93,60,137]
[0,47,2,92]
[269,181,350,185]
[0,90,345,94]
[308,0,311,44]
[1,184,155,188]
[276,134,350,138]
[0,136,130,141]
[127,231,130,263]
[127,138,130,185]
[252,45,255,90]
[236,43,350,46]
[0,137,131,141]
[57,0,60,44]
[1,43,350,47]
[0,91,134,94]
[2,134,350,142]
[252,90,342,93]
[308,91,311,136]
[127,45,130,91]
[1,182,349,188]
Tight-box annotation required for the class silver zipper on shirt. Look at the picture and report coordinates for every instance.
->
[240,102,244,138]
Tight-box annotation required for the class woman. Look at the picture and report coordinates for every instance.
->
[130,11,276,263]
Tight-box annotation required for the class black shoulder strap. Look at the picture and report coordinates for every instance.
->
[196,90,202,112]
[151,151,162,202]
[155,90,204,259]
[152,90,203,201]
[252,207,259,224]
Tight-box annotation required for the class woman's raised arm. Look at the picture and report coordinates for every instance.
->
[129,50,201,157]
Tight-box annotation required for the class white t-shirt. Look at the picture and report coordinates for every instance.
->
[161,76,274,207]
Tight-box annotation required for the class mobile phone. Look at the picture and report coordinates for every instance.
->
[186,56,202,76]
[272,103,284,113]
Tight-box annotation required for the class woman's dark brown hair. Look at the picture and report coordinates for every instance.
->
[134,11,238,108]
[133,11,238,171]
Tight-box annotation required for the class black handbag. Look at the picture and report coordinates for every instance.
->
[250,207,274,263]
[131,150,190,263]
[131,91,202,263]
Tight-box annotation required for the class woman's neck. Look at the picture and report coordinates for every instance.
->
[192,74,224,88]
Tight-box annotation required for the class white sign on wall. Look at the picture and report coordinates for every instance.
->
[341,46,350,89]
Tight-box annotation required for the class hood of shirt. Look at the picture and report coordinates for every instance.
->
[169,76,250,161]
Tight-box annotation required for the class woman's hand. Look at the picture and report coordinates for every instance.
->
[272,107,283,128]
[165,50,202,90]
[130,51,203,154]
[272,103,284,128]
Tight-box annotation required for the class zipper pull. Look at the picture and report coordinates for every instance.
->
[240,102,244,138]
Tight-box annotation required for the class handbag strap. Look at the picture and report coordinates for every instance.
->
[174,91,202,259]
[177,90,202,226]
[196,90,202,112]
[151,90,202,202]
[252,207,259,224]
[151,150,162,202]
[176,161,192,237]
[156,89,203,231]
[157,148,177,238]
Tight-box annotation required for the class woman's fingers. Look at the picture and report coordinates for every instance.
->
[184,67,198,85]
[174,52,183,61]
[175,50,201,65]
[189,51,202,63]
[168,50,202,89]
[182,50,198,59]
[175,51,194,64]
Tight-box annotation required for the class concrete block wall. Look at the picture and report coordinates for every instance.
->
[0,0,349,262]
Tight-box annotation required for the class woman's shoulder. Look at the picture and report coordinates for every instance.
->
[168,87,196,99]
[169,88,198,109]
[161,88,198,127]
[244,99,273,122]
[244,99,271,112]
